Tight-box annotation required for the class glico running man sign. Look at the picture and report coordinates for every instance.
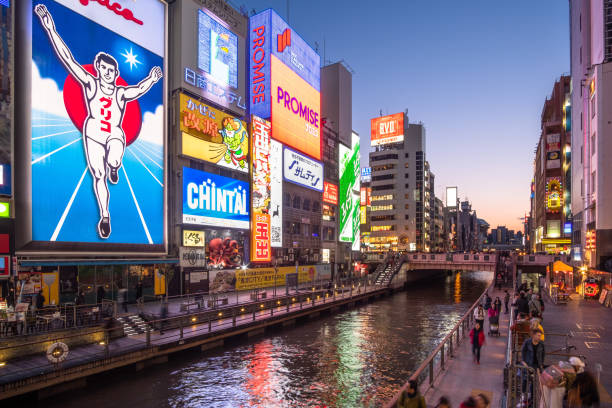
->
[22,0,166,251]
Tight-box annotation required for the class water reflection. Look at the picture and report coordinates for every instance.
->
[42,271,491,408]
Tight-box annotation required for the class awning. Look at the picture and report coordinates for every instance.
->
[19,259,180,267]
[552,260,573,272]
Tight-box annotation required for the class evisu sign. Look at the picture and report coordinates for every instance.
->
[179,247,207,268]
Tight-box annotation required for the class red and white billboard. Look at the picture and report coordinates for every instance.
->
[371,113,404,146]
[250,115,271,262]
[323,182,338,205]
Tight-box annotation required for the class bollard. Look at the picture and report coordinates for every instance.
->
[146,327,151,347]
[270,304,273,316]
[208,317,212,332]
[253,310,256,321]
[300,298,303,309]
[429,359,434,386]
[232,310,236,327]
[441,343,445,369]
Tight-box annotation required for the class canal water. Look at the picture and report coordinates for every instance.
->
[43,271,491,408]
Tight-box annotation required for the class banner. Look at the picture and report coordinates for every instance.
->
[371,113,403,146]
[283,146,323,191]
[251,115,271,262]
[182,167,249,229]
[270,139,283,247]
[180,93,248,173]
[339,133,360,248]
[323,182,338,205]
[30,0,165,245]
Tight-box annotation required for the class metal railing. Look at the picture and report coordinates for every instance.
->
[0,276,382,399]
[385,281,493,407]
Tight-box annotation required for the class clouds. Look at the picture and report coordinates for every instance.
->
[31,61,69,118]
[137,105,164,146]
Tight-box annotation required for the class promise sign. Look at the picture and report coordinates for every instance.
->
[251,115,272,262]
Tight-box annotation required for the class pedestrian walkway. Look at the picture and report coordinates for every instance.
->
[425,288,511,407]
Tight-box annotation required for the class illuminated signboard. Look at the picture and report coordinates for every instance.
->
[360,187,366,206]
[182,167,249,229]
[251,115,271,262]
[198,10,238,88]
[546,178,562,213]
[0,2,11,196]
[0,201,9,218]
[270,139,283,248]
[360,206,367,224]
[371,113,404,146]
[446,187,458,208]
[180,1,246,116]
[179,93,248,173]
[323,182,338,205]
[546,134,561,169]
[0,1,9,8]
[283,147,323,191]
[564,222,572,235]
[361,167,371,183]
[28,0,165,248]
[339,132,360,250]
[249,9,321,160]
[183,230,205,247]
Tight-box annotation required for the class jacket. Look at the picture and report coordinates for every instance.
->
[521,338,545,370]
[397,392,426,408]
[470,328,485,347]
[516,297,530,315]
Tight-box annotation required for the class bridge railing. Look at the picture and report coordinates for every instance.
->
[385,280,493,407]
[405,253,497,264]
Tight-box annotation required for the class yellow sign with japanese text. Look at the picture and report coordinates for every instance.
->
[182,230,205,247]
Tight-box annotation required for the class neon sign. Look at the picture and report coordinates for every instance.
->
[251,115,272,262]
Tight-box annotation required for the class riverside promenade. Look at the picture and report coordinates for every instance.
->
[425,287,511,407]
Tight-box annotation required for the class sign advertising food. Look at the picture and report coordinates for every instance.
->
[270,139,283,248]
[182,230,205,247]
[251,115,271,262]
[180,93,248,173]
[339,133,360,249]
[371,113,404,146]
[209,264,324,293]
[249,9,321,160]
[27,0,165,248]
[323,182,338,205]
[182,167,249,229]
[178,0,246,116]
[283,147,323,191]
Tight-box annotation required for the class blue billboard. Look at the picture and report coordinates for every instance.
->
[249,8,320,119]
[182,167,249,230]
[30,0,165,245]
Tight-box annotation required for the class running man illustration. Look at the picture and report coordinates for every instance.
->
[35,4,162,239]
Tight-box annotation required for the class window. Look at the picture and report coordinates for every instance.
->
[580,145,583,164]
[284,193,291,206]
[303,224,310,237]
[291,222,301,234]
[581,178,584,197]
[405,204,409,209]
[371,154,398,162]
[303,199,311,211]
[371,215,395,222]
[405,173,409,178]
[372,174,395,181]
[580,112,583,130]
[591,94,596,118]
[293,196,301,209]
[405,214,410,220]
[372,225,394,232]
[372,184,395,191]
[405,193,410,199]
[312,201,320,213]
[405,163,410,168]
[322,204,336,221]
[312,225,320,237]
[405,153,409,158]
[591,133,596,156]
[592,171,596,192]
[405,183,409,188]
[371,205,394,211]
[547,220,561,238]
[580,46,582,64]
[405,225,410,230]
[372,194,393,201]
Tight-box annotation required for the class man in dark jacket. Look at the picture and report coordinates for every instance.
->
[397,379,426,408]
[516,291,530,316]
[521,329,545,372]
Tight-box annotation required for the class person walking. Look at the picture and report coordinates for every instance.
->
[493,296,502,314]
[475,393,490,408]
[474,304,485,329]
[521,328,545,372]
[504,290,510,314]
[528,293,542,318]
[483,293,492,311]
[435,396,451,408]
[136,281,143,304]
[470,321,485,364]
[397,379,426,408]
[517,291,530,316]
[567,371,600,408]
[118,286,128,313]
[97,284,106,304]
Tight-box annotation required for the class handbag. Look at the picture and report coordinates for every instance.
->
[541,365,563,388]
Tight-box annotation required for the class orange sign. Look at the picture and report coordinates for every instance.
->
[271,55,321,160]
[323,182,338,205]
[371,113,404,146]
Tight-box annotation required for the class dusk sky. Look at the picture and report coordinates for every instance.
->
[245,0,569,231]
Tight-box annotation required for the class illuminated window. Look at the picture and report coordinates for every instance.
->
[371,205,394,212]
[371,194,393,202]
[372,225,394,232]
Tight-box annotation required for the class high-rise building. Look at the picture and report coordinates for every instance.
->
[530,76,571,254]
[368,114,426,252]
[569,1,612,269]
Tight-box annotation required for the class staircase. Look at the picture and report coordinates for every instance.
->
[375,255,406,286]
[117,315,149,336]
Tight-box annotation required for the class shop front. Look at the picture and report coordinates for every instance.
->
[18,259,179,305]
